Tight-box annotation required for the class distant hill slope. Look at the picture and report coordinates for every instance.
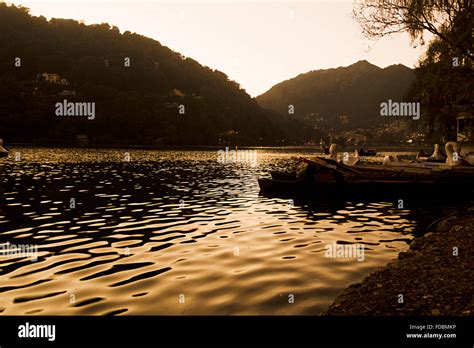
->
[0,4,309,146]
[257,60,415,131]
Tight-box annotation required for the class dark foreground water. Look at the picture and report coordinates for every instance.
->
[0,147,466,315]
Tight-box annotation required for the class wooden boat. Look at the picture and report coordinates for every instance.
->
[259,156,474,199]
[258,177,472,199]
[271,171,295,181]
[358,148,377,156]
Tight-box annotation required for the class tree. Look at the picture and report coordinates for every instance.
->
[407,36,473,140]
[354,1,473,141]
[354,0,473,62]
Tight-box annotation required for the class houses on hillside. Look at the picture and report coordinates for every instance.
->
[32,73,76,96]
[36,73,68,85]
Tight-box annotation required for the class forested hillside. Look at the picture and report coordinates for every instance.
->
[257,61,415,132]
[0,4,310,146]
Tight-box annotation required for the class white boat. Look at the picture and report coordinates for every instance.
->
[383,142,474,169]
[416,144,446,162]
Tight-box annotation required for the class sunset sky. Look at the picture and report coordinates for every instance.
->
[10,0,430,96]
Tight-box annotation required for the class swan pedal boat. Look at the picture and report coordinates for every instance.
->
[258,157,474,199]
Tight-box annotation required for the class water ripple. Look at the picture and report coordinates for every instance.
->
[0,147,467,315]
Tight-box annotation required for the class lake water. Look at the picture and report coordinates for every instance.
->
[0,147,463,315]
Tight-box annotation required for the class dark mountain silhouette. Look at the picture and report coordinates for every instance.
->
[0,4,311,146]
[257,60,415,132]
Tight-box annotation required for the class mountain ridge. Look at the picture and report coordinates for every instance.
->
[257,60,412,98]
[256,60,415,133]
[0,4,310,146]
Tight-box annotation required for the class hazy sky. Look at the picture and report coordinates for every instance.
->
[10,0,429,96]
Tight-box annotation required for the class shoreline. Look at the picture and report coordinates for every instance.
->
[324,210,474,316]
[2,143,429,151]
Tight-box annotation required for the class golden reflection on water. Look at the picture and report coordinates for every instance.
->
[0,147,425,315]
